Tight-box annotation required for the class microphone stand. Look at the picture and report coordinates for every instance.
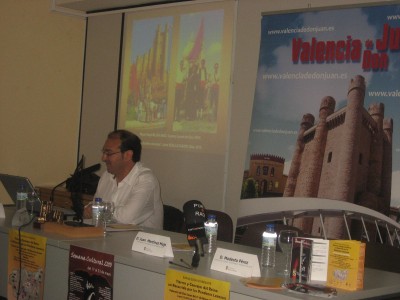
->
[191,239,204,268]
[50,179,68,202]
[191,242,200,268]
[196,238,204,257]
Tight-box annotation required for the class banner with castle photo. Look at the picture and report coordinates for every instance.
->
[240,3,400,239]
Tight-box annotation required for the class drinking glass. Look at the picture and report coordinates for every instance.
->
[101,201,115,236]
[28,191,38,217]
[26,188,41,218]
[278,230,298,276]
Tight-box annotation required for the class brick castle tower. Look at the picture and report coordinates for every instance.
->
[284,75,393,238]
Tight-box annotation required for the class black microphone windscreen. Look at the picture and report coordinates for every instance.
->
[182,200,207,246]
[183,200,206,225]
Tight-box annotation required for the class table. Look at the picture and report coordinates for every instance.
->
[2,206,400,299]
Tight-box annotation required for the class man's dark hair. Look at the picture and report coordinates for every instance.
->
[108,130,142,162]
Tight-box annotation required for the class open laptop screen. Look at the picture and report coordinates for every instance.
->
[0,173,77,218]
[0,173,40,212]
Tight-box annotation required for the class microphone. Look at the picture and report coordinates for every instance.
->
[77,163,101,177]
[191,239,201,268]
[182,200,207,263]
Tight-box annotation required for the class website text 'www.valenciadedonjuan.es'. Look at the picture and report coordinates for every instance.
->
[368,90,400,99]
[262,72,347,80]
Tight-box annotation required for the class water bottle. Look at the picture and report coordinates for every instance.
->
[16,183,28,210]
[92,197,103,227]
[261,223,277,267]
[11,183,30,227]
[204,214,218,253]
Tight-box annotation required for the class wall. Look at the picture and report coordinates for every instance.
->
[0,0,86,203]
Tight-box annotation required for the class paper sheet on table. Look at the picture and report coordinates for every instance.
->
[240,277,284,290]
[172,243,194,252]
[107,223,142,231]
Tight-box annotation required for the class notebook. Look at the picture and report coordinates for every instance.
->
[0,173,74,216]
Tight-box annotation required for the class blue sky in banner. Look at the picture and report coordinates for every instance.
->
[131,16,173,64]
[246,4,400,206]
[130,10,224,69]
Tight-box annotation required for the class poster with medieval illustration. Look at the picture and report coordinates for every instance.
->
[240,4,400,238]
[118,1,234,155]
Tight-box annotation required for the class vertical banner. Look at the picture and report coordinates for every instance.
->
[7,229,47,300]
[68,245,114,300]
[241,4,400,237]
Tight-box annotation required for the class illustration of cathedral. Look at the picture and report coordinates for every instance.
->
[284,75,393,238]
[129,23,170,124]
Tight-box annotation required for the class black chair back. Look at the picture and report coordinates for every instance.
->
[163,204,184,233]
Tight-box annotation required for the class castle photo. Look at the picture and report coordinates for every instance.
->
[284,75,393,238]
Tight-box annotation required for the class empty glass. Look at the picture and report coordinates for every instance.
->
[278,230,298,276]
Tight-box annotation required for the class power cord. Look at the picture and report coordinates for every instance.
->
[16,215,36,300]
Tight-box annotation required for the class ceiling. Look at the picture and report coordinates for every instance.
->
[52,0,198,15]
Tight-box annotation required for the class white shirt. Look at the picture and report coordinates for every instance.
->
[94,162,163,229]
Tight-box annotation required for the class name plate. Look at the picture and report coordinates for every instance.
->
[211,248,260,277]
[132,231,174,258]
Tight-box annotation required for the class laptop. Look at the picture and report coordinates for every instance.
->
[0,173,74,216]
[0,173,41,212]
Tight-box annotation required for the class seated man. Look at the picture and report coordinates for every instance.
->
[85,129,163,229]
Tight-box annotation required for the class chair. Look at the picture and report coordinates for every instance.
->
[365,242,400,273]
[163,204,184,233]
[206,209,234,243]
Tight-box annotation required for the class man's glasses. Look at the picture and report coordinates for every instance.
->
[101,150,122,157]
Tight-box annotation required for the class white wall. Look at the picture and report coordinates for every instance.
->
[0,0,85,204]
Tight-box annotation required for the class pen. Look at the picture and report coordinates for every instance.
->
[180,258,193,269]
[169,260,193,270]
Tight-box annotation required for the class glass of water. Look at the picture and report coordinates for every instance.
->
[28,191,37,217]
[278,230,298,276]
[101,201,115,236]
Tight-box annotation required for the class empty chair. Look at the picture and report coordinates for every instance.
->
[163,204,184,233]
[206,209,234,243]
[365,242,400,273]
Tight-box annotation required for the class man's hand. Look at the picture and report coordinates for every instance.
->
[83,203,92,219]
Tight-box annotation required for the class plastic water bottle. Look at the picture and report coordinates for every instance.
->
[92,197,103,227]
[261,223,277,267]
[12,183,30,227]
[16,183,28,210]
[204,214,218,253]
